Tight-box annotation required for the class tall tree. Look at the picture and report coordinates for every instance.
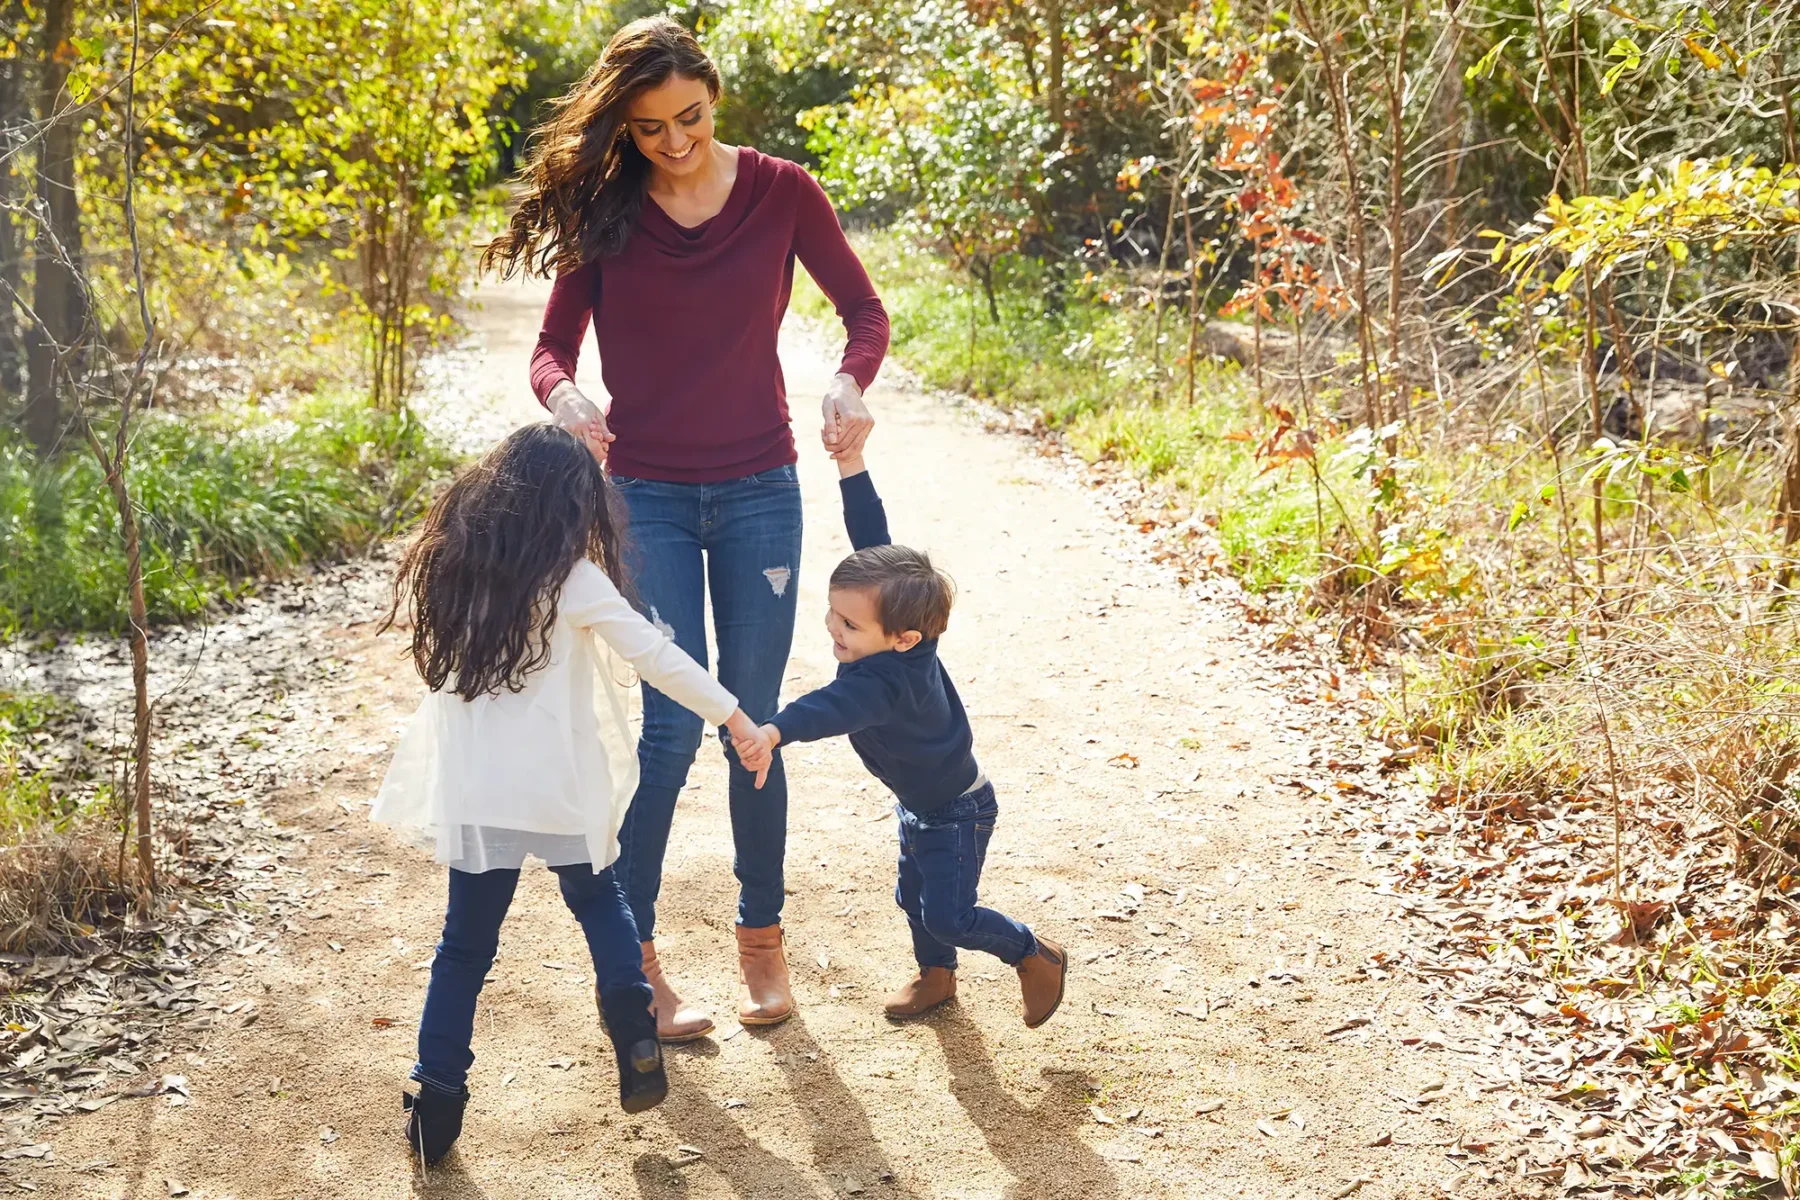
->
[23,0,88,453]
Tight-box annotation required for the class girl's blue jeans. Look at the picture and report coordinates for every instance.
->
[610,465,802,940]
[412,864,647,1095]
[896,783,1038,969]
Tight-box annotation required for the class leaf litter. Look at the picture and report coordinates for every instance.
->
[0,557,397,1150]
[1017,428,1800,1196]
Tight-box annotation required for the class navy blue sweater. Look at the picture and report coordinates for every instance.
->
[769,471,980,814]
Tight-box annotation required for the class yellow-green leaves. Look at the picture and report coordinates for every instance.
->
[1497,158,1800,297]
[1601,36,1641,94]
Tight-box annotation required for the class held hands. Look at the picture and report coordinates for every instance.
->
[821,373,874,461]
[725,710,776,789]
[550,381,616,465]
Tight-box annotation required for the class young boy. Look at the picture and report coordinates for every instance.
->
[733,455,1067,1026]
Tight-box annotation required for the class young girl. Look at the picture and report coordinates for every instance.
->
[370,424,771,1166]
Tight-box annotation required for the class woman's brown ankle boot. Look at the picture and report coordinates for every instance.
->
[641,940,714,1043]
[735,924,794,1026]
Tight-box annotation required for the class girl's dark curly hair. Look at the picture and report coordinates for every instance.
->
[481,16,722,276]
[384,424,629,700]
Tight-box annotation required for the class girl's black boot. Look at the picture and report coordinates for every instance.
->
[598,983,668,1113]
[402,1079,469,1166]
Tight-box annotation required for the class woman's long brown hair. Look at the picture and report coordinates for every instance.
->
[384,424,630,700]
[482,16,722,277]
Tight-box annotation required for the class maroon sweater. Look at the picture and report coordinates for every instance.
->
[529,149,890,483]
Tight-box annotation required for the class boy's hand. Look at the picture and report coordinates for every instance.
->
[725,709,772,789]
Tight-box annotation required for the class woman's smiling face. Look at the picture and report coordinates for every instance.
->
[626,74,717,177]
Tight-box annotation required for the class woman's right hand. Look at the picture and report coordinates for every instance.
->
[550,381,616,464]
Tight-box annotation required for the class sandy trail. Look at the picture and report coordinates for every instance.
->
[42,279,1515,1200]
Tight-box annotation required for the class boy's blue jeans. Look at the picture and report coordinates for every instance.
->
[412,864,647,1095]
[896,783,1038,969]
[611,466,802,940]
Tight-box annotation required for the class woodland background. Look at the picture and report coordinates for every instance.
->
[4,1,1800,1193]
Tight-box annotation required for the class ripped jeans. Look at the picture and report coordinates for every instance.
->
[609,464,803,940]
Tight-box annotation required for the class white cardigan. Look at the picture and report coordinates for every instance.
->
[371,558,736,873]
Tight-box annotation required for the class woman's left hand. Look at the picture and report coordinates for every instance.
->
[821,373,874,460]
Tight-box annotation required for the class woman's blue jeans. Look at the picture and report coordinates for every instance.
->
[611,465,802,940]
[413,864,647,1095]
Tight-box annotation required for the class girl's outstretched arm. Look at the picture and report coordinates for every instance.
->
[560,559,736,725]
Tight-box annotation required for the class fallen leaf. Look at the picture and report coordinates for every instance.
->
[547,1057,576,1071]
[501,1072,517,1087]
[0,1145,50,1161]
[724,1098,747,1109]
[1089,1104,1116,1125]
[319,1125,338,1144]
[1108,753,1139,769]
[371,1017,396,1029]
[1195,1099,1225,1115]
[167,1182,189,1198]
[1331,1179,1372,1200]
[1256,1119,1280,1138]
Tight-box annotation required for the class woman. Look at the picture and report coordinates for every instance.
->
[483,16,888,1042]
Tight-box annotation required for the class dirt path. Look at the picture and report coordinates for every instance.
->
[40,280,1523,1200]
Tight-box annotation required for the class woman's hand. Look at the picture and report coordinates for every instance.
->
[550,381,616,464]
[821,373,874,461]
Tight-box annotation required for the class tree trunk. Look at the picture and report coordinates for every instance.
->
[1383,2,1412,439]
[0,20,28,404]
[23,0,86,454]
[1045,0,1064,134]
[1294,0,1381,433]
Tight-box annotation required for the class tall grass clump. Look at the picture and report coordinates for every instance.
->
[0,690,125,952]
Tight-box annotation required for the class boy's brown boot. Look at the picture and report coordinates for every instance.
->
[735,924,794,1026]
[641,941,714,1044]
[1016,936,1067,1028]
[883,967,957,1018]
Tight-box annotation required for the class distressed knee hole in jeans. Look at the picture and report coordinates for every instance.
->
[648,606,677,640]
[762,566,792,598]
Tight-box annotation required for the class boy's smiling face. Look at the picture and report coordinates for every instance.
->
[826,585,921,663]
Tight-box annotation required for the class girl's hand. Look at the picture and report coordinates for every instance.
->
[821,373,874,461]
[550,381,616,464]
[725,709,772,789]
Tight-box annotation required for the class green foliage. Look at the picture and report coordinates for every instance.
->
[75,0,529,400]
[796,230,1334,593]
[0,690,65,840]
[0,397,451,631]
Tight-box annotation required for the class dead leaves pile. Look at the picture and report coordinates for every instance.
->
[1041,424,1800,1197]
[1301,734,1800,1197]
[0,559,393,1154]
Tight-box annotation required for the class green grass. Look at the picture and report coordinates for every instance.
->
[796,233,1342,594]
[0,688,79,838]
[0,392,452,631]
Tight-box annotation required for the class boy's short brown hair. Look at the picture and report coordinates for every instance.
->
[829,545,955,641]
